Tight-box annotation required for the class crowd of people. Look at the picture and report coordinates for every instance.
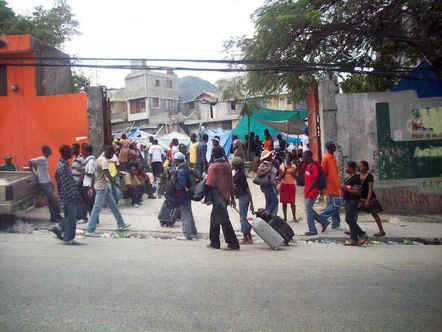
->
[0,128,385,247]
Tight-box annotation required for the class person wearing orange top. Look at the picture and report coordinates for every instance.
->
[279,151,298,223]
[263,129,273,151]
[319,140,342,229]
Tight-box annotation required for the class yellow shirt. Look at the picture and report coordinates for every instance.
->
[189,142,198,164]
[108,161,119,178]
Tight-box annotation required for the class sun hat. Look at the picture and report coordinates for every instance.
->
[260,150,273,161]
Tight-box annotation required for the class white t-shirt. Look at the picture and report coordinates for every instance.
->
[300,134,310,152]
[30,156,51,184]
[82,156,96,187]
[149,145,164,163]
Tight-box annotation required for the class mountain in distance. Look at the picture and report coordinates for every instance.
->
[179,76,217,102]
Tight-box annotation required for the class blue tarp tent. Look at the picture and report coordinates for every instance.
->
[391,61,442,98]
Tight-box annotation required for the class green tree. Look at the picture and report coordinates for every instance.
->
[0,0,79,47]
[71,71,90,93]
[226,0,442,98]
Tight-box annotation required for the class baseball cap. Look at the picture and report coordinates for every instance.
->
[174,152,186,161]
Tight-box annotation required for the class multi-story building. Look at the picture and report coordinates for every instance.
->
[124,62,179,129]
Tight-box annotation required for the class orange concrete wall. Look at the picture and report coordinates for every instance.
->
[0,35,88,182]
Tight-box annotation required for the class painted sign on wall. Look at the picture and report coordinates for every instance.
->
[376,103,442,180]
[390,106,442,141]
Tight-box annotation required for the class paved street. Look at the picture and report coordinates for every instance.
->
[1,232,441,332]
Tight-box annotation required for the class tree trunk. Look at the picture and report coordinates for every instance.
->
[247,116,251,161]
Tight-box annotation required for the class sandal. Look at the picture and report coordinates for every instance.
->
[374,232,386,237]
[344,240,361,246]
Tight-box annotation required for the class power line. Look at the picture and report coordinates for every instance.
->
[0,61,439,81]
[0,55,428,72]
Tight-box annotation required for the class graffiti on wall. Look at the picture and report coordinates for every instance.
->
[378,187,442,214]
[376,103,442,180]
[406,107,442,140]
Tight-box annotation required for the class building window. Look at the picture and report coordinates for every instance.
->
[0,65,6,96]
[167,80,173,89]
[231,102,236,111]
[155,79,160,87]
[278,98,285,108]
[287,97,292,105]
[152,97,160,108]
[189,102,195,110]
[129,98,146,114]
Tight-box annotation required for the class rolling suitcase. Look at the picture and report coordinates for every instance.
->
[251,218,284,250]
[255,209,295,245]
[268,216,295,245]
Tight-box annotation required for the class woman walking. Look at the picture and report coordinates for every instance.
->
[257,150,278,215]
[341,161,368,246]
[359,161,385,237]
[279,151,297,223]
[232,157,255,244]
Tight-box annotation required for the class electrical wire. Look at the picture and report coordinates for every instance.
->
[0,55,430,72]
[0,61,439,81]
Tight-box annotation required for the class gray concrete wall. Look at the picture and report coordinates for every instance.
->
[31,38,72,96]
[87,87,105,156]
[318,80,338,155]
[334,89,442,215]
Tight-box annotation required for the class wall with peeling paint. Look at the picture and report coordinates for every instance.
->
[334,89,442,215]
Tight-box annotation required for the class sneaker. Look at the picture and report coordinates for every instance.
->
[49,227,62,240]
[78,219,88,224]
[321,221,331,233]
[206,243,220,249]
[133,204,140,208]
[304,231,318,236]
[119,224,131,231]
[85,231,100,237]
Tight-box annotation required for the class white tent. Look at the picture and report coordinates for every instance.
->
[157,131,191,148]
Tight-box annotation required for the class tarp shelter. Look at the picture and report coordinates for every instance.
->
[203,128,233,161]
[257,112,307,135]
[232,108,308,141]
[391,61,442,98]
[157,131,191,148]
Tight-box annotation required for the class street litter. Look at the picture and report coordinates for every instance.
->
[8,219,34,234]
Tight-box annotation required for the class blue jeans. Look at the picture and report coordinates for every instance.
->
[62,201,79,242]
[107,177,123,202]
[320,195,342,228]
[261,185,278,215]
[180,199,197,239]
[38,182,61,220]
[305,197,329,234]
[238,194,251,234]
[87,188,125,233]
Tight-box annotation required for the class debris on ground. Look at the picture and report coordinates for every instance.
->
[6,219,35,234]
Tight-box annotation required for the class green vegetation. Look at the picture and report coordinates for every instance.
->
[226,0,441,99]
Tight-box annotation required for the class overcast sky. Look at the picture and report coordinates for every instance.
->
[11,0,265,88]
